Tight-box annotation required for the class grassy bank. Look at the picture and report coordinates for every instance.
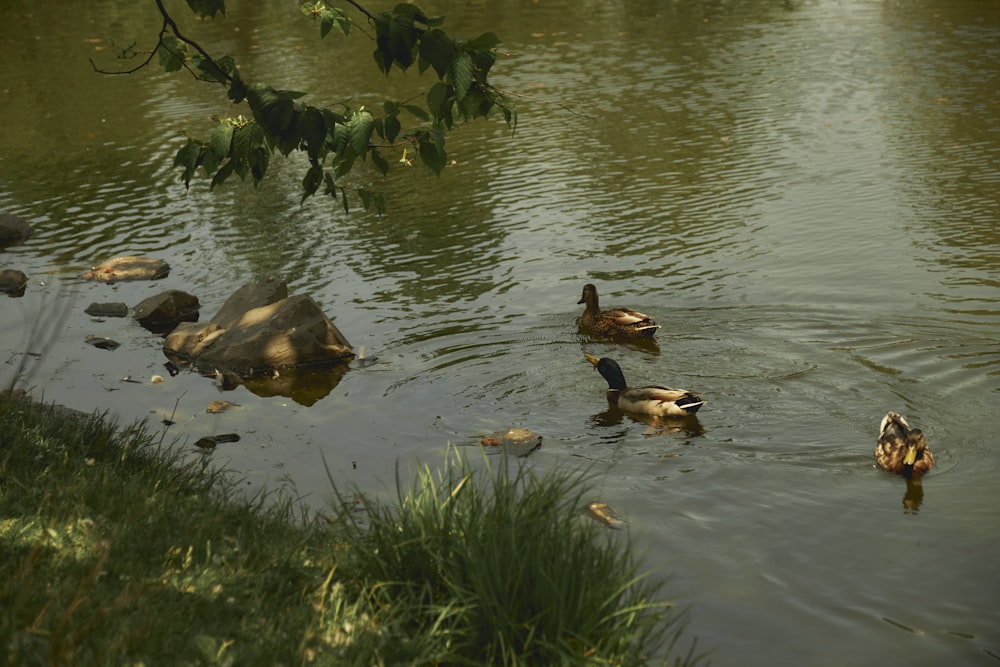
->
[0,392,700,665]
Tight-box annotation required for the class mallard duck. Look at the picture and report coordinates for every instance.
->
[875,412,934,479]
[577,284,660,338]
[584,354,705,416]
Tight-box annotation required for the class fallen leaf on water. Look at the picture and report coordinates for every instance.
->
[206,400,240,414]
[586,502,627,529]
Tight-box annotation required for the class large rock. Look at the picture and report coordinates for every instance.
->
[83,256,170,282]
[163,278,353,376]
[133,289,200,333]
[0,212,34,248]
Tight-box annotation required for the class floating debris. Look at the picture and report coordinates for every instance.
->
[206,400,240,414]
[194,433,242,450]
[881,617,924,636]
[480,427,542,457]
[586,501,627,529]
[150,375,165,384]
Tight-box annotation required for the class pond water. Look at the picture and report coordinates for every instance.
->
[2,0,999,664]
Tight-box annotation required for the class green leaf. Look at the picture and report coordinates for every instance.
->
[333,149,357,179]
[246,84,304,134]
[372,14,393,73]
[451,52,474,101]
[321,7,351,37]
[383,114,401,144]
[358,188,373,210]
[426,82,450,119]
[185,0,225,19]
[210,121,234,158]
[232,122,266,163]
[418,133,447,175]
[419,29,455,79]
[227,75,247,103]
[302,163,323,202]
[298,107,327,159]
[348,110,375,156]
[210,159,235,190]
[467,32,501,51]
[371,149,389,175]
[158,35,186,72]
[173,139,203,187]
[402,104,429,122]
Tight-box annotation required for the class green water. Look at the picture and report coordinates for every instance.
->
[2,1,998,664]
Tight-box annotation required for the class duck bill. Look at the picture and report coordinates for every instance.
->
[584,353,600,367]
[903,444,918,467]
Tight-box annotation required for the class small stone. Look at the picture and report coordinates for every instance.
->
[85,302,130,317]
[85,335,120,351]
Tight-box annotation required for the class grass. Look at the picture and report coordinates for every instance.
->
[0,390,702,666]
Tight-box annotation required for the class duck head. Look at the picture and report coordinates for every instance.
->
[584,353,628,392]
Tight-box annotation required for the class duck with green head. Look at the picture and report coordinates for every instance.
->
[578,284,660,339]
[875,412,934,479]
[584,354,705,417]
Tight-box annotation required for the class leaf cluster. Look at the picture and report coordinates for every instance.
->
[155,0,516,212]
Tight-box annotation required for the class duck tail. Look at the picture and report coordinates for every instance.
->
[879,411,909,438]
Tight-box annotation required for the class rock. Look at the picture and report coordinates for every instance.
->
[0,269,28,296]
[0,212,34,248]
[480,427,543,457]
[82,256,170,282]
[85,302,130,318]
[85,335,121,350]
[133,289,200,333]
[210,276,287,327]
[163,278,354,379]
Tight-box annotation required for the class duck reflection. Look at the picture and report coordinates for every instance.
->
[578,332,661,355]
[902,478,925,514]
[589,405,705,438]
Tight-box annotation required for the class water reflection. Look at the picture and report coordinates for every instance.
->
[902,478,925,514]
[230,363,350,407]
[589,405,705,440]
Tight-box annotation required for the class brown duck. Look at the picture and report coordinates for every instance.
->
[577,283,660,338]
[875,412,934,478]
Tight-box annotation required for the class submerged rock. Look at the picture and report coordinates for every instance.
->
[0,212,34,248]
[83,256,170,282]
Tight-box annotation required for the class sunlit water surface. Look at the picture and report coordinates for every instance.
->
[1,1,998,664]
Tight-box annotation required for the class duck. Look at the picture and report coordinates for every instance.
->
[584,354,705,417]
[875,412,934,479]
[577,283,660,338]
